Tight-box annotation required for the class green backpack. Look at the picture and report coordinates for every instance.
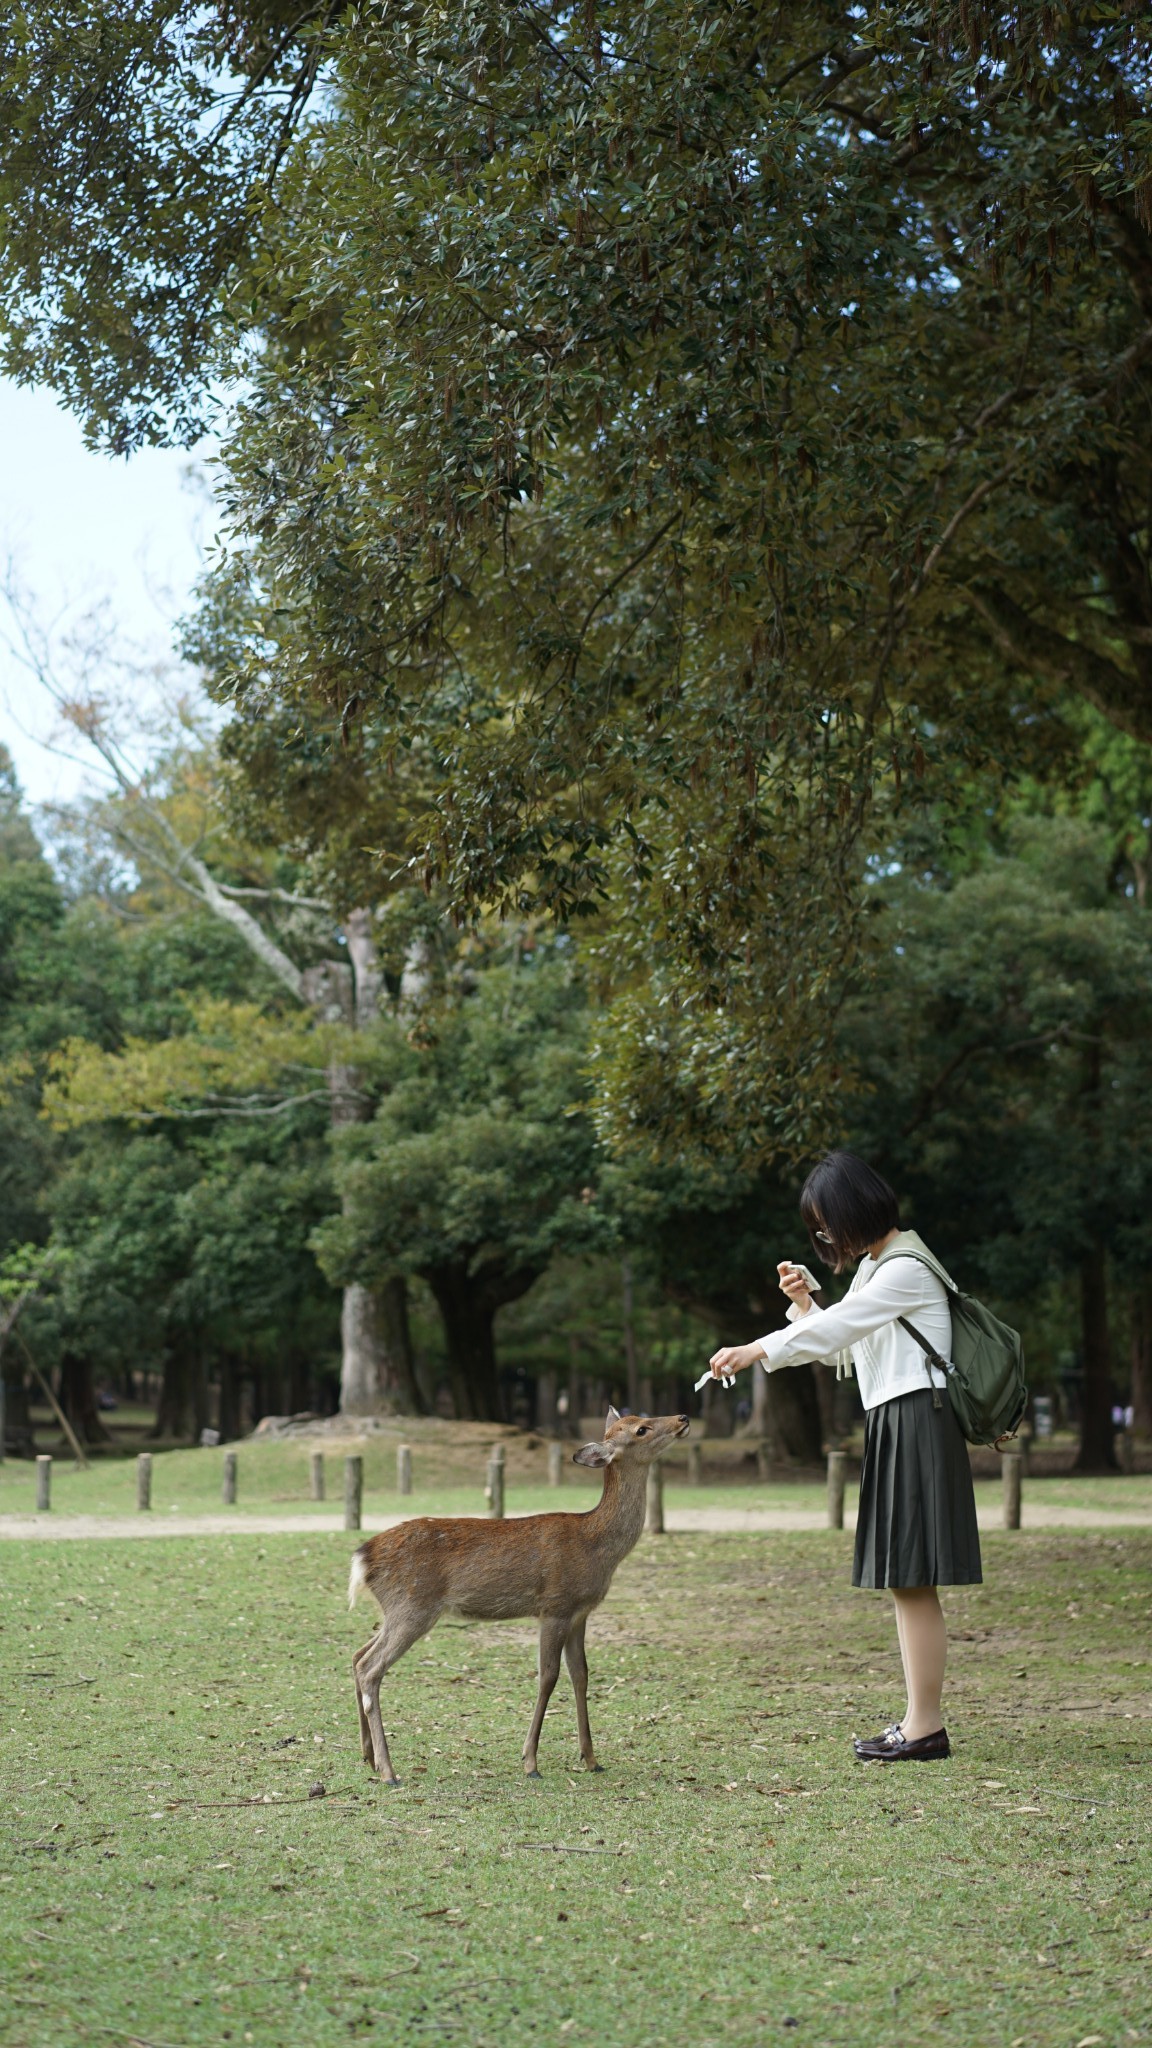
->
[873,1232,1028,1450]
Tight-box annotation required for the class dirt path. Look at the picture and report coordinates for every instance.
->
[1,1502,1150,1540]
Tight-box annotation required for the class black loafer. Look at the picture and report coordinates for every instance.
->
[853,1724,950,1763]
[853,1721,901,1752]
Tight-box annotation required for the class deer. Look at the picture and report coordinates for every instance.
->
[347,1406,689,1783]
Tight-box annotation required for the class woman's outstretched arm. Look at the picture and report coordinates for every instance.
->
[709,1257,935,1377]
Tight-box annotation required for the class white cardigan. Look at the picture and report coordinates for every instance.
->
[758,1241,952,1413]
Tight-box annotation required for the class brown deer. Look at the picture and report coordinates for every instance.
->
[347,1407,689,1782]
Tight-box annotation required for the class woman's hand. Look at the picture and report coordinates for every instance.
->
[777,1261,813,1313]
[708,1342,761,1378]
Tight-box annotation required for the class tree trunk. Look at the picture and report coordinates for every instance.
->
[57,1352,112,1445]
[740,1343,824,1464]
[763,1363,824,1463]
[425,1268,505,1422]
[1131,1283,1152,1439]
[153,1335,209,1443]
[1,1366,34,1455]
[622,1260,640,1411]
[1074,1245,1118,1473]
[217,1352,242,1441]
[317,923,424,1419]
[340,1279,424,1416]
[537,1369,558,1433]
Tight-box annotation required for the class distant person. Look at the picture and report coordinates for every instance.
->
[708,1149,979,1764]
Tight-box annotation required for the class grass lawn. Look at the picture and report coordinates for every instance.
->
[1,1524,1149,2048]
[3,1434,1151,1526]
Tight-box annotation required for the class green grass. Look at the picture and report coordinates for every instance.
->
[3,1435,1151,1526]
[2,1526,1150,2048]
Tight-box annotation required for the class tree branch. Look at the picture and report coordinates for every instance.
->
[959,582,1152,743]
[574,512,681,654]
[0,573,311,1001]
[215,883,332,912]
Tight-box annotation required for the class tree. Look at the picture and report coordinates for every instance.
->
[844,815,1152,1472]
[313,939,610,1421]
[0,580,428,1413]
[3,5,1151,1154]
[47,1117,338,1441]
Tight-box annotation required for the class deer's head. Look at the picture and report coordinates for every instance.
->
[572,1406,689,1468]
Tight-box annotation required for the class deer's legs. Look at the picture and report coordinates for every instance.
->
[564,1614,601,1772]
[353,1606,432,1784]
[523,1618,568,1778]
[351,1650,374,1764]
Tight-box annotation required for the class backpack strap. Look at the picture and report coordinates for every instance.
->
[896,1314,954,1412]
[872,1240,956,1412]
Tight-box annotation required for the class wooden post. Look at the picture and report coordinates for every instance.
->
[547,1440,564,1487]
[310,1450,325,1501]
[645,1461,664,1534]
[137,1452,152,1511]
[344,1453,363,1532]
[35,1453,51,1511]
[1002,1444,1022,1530]
[826,1449,847,1530]
[756,1439,771,1483]
[687,1441,702,1486]
[397,1443,412,1496]
[485,1443,506,1519]
[222,1451,238,1505]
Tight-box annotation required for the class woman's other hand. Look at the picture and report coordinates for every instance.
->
[777,1261,813,1313]
[708,1342,760,1378]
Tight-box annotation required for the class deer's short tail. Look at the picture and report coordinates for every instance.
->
[347,1545,370,1610]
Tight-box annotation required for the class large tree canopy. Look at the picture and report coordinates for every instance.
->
[3,3,1151,1154]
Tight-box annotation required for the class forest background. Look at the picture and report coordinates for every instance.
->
[1,1,1152,1475]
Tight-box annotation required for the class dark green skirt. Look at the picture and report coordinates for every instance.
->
[853,1389,982,1590]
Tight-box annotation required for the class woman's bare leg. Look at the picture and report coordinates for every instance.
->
[891,1587,947,1740]
[891,1592,909,1728]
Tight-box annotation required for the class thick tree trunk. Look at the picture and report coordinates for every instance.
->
[57,1352,112,1445]
[340,1279,424,1415]
[425,1269,505,1422]
[1130,1283,1152,1440]
[426,1261,544,1422]
[153,1335,210,1443]
[316,923,424,1419]
[763,1363,824,1464]
[739,1329,824,1462]
[1074,1246,1118,1473]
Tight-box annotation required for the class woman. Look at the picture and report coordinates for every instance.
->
[709,1149,980,1763]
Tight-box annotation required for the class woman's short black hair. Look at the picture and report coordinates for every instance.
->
[799,1150,900,1272]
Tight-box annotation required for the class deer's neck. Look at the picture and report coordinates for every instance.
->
[587,1460,649,1566]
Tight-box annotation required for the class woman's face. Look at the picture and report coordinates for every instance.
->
[810,1216,840,1267]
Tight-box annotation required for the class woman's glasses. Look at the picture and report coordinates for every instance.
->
[814,1228,834,1244]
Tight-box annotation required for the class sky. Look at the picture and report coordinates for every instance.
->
[0,378,214,811]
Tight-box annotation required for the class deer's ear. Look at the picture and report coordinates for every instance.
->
[606,1404,621,1424]
[572,1441,613,1468]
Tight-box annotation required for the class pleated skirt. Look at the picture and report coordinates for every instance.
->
[853,1388,982,1589]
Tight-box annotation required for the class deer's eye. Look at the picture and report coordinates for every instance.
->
[635,1426,648,1437]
